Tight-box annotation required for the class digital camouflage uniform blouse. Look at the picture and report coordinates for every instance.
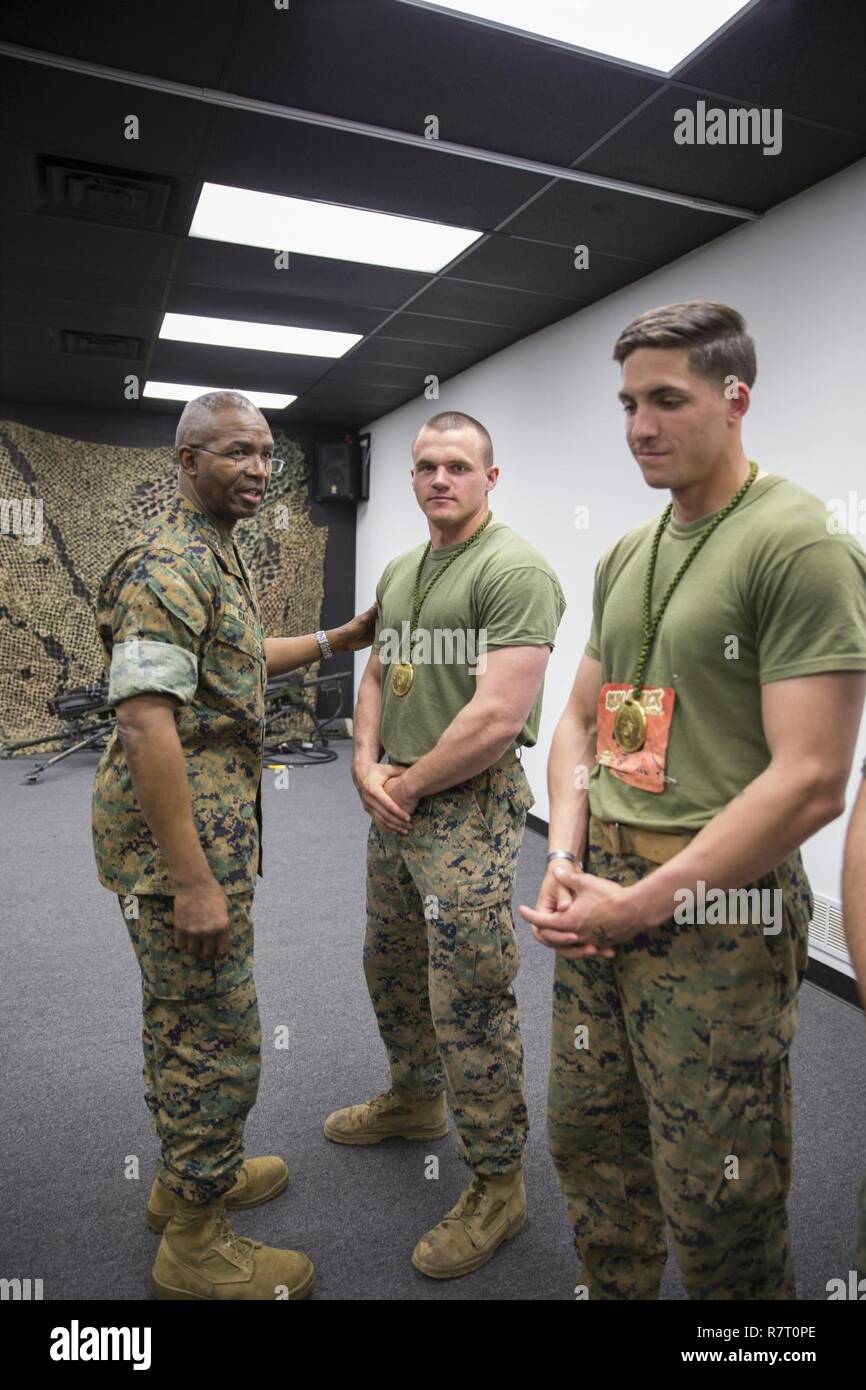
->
[92,495,266,896]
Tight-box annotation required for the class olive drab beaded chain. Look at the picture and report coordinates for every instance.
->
[613,462,759,752]
[390,510,493,697]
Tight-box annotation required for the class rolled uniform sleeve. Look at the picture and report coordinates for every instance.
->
[102,552,213,706]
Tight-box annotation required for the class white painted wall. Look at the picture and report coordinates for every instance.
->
[355,156,866,937]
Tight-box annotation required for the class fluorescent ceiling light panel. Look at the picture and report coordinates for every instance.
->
[189,183,482,272]
[144,381,296,409]
[159,312,361,358]
[418,1,752,73]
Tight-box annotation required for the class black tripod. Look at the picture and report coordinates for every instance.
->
[0,683,114,785]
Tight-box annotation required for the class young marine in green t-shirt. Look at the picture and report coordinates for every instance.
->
[326,410,566,1280]
[521,300,866,1300]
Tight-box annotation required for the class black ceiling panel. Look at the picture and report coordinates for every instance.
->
[199,107,547,231]
[303,379,412,404]
[370,311,522,351]
[325,358,433,388]
[349,336,480,372]
[409,276,583,332]
[0,258,169,312]
[0,351,143,405]
[0,209,178,283]
[163,282,386,337]
[0,0,242,87]
[0,0,862,429]
[676,0,866,137]
[0,289,160,343]
[447,233,652,302]
[148,342,338,390]
[579,86,866,215]
[177,238,428,310]
[219,0,662,166]
[502,182,746,264]
[281,402,369,425]
[0,58,213,180]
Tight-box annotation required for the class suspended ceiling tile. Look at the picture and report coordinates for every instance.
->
[579,85,866,215]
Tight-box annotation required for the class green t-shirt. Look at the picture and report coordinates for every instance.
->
[374,520,566,764]
[585,474,866,831]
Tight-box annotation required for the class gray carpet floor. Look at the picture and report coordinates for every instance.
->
[1,745,864,1301]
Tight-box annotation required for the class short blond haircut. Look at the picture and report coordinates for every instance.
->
[413,411,493,468]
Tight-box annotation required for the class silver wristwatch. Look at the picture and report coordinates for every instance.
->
[315,629,333,660]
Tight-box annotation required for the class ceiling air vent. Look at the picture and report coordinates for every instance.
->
[34,155,172,229]
[61,330,144,360]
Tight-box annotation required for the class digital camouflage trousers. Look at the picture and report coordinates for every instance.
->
[364,756,533,1174]
[548,814,813,1300]
[121,889,260,1205]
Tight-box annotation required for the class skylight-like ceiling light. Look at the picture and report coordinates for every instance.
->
[189,183,483,273]
[407,0,753,74]
[143,381,296,409]
[158,312,361,358]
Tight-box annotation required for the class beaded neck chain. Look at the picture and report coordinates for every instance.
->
[409,510,493,631]
[627,461,759,700]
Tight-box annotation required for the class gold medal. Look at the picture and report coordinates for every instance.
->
[387,511,494,701]
[391,662,414,697]
[611,464,759,763]
[613,696,646,752]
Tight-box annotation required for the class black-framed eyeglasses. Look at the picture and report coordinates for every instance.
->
[190,445,285,476]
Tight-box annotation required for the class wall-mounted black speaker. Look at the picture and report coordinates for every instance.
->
[313,435,372,502]
[314,442,358,502]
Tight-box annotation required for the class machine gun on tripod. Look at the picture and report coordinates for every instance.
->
[4,668,354,783]
[0,682,114,785]
[262,668,352,766]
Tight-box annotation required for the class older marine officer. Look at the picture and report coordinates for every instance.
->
[93,390,374,1300]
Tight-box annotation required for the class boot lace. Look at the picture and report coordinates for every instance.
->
[366,1090,398,1113]
[453,1176,488,1222]
[214,1208,259,1261]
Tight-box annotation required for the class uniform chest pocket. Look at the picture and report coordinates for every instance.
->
[204,610,264,701]
[213,608,262,660]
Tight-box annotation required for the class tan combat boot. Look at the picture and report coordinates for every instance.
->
[146,1157,289,1232]
[151,1198,314,1300]
[324,1089,448,1145]
[412,1169,527,1279]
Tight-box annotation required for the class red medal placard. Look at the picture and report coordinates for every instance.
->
[596,683,676,794]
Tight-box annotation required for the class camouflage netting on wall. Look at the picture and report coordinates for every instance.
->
[0,421,327,751]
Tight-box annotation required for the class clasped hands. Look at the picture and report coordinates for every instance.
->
[519,863,647,960]
[355,763,646,960]
[355,761,418,833]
